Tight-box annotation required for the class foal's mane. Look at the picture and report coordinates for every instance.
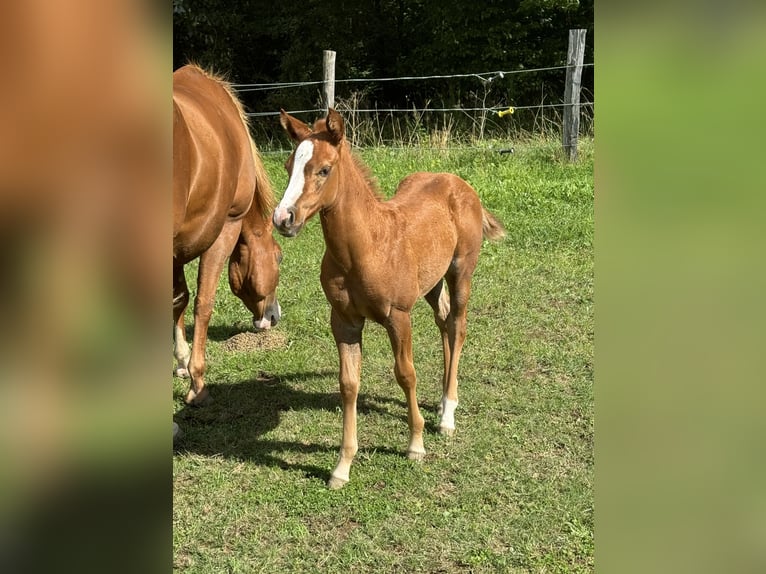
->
[347,148,384,200]
[312,118,383,200]
[186,63,276,218]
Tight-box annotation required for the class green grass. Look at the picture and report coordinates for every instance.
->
[173,137,593,573]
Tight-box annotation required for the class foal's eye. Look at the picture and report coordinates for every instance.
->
[317,166,331,177]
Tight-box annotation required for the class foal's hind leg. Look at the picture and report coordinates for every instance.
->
[173,261,191,378]
[425,280,451,417]
[438,260,478,435]
[385,309,426,461]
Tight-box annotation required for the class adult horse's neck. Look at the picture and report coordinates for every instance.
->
[241,198,269,237]
[319,144,382,271]
[240,166,275,242]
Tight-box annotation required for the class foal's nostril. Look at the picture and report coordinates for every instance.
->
[274,206,296,230]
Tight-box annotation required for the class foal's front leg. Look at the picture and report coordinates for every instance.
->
[328,309,364,489]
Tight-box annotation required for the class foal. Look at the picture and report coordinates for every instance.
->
[273,109,505,488]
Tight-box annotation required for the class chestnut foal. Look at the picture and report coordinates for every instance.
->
[273,109,505,488]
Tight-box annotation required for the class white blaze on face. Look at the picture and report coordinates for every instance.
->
[274,140,314,224]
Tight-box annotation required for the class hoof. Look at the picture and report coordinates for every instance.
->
[407,449,426,461]
[174,367,190,378]
[438,425,455,437]
[184,387,211,406]
[327,475,349,490]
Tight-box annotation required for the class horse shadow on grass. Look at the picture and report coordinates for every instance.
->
[173,370,412,482]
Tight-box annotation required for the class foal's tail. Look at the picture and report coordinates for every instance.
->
[482,208,506,242]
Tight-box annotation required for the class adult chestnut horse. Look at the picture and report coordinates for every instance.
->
[173,65,282,405]
[273,109,505,488]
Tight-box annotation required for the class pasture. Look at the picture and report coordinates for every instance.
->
[173,137,593,573]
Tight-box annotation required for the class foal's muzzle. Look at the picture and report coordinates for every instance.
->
[273,206,301,237]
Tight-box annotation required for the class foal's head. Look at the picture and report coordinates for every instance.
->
[273,109,345,237]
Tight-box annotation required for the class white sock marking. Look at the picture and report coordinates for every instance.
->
[174,324,190,367]
[439,397,458,430]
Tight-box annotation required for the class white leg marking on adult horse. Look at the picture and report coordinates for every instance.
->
[173,324,191,377]
[439,397,459,434]
[274,140,314,222]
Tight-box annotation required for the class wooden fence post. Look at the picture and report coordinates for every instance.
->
[563,29,586,161]
[322,50,336,112]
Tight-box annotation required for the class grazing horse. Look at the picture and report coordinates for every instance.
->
[273,109,505,488]
[173,65,282,405]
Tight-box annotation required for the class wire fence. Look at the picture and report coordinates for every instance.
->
[235,63,594,149]
[232,64,593,91]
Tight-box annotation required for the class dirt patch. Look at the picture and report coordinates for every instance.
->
[221,330,288,353]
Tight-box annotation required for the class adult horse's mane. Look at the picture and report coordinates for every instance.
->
[185,63,276,218]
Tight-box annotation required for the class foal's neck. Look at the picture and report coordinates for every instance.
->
[319,146,382,269]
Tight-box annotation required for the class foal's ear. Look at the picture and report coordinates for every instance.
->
[279,109,311,142]
[326,108,345,145]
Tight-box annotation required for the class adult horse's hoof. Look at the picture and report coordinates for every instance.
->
[174,367,190,378]
[438,425,455,437]
[327,475,349,490]
[184,387,211,406]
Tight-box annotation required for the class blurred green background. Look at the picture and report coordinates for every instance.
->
[598,3,766,573]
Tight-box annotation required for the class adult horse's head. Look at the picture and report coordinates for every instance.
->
[230,136,284,331]
[229,226,282,330]
[273,109,345,237]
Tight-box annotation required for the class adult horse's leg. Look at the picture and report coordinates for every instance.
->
[425,279,450,415]
[185,221,241,405]
[385,308,426,461]
[328,309,365,489]
[439,262,478,435]
[173,261,191,378]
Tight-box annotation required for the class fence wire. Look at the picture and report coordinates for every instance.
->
[233,63,594,92]
[238,63,594,146]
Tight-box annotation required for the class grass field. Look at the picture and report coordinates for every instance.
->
[173,137,593,573]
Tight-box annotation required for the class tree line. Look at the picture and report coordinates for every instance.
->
[173,0,593,140]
